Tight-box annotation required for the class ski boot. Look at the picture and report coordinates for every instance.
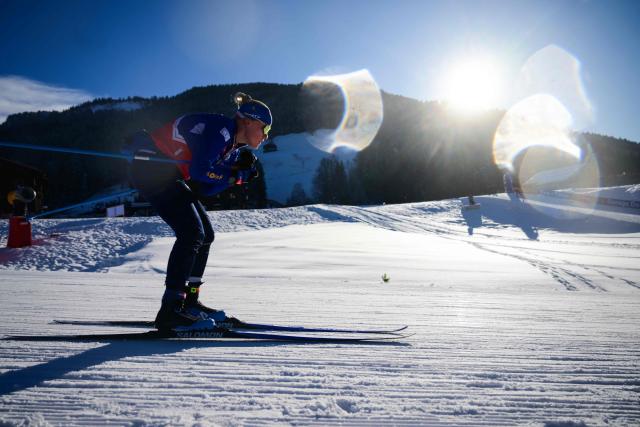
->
[184,282,228,322]
[154,288,202,331]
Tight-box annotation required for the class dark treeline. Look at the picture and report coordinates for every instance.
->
[354,95,506,204]
[1,82,639,211]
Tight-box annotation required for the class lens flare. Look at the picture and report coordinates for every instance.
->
[513,45,593,130]
[493,94,580,171]
[493,94,600,218]
[494,45,600,219]
[519,141,601,219]
[302,69,383,153]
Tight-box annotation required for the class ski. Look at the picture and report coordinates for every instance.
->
[52,319,408,335]
[4,328,412,343]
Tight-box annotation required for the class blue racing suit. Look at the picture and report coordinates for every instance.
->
[126,113,255,290]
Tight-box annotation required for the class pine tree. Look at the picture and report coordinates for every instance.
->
[312,156,349,204]
[287,183,309,206]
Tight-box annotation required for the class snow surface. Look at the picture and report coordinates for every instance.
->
[1,187,639,426]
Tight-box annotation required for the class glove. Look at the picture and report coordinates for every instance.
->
[235,168,259,185]
[235,149,257,171]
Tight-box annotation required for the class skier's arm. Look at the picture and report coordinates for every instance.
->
[233,149,259,184]
[186,151,235,197]
[174,116,234,195]
[187,149,258,197]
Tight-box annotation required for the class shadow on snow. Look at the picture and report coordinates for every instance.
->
[0,338,408,396]
[464,196,640,237]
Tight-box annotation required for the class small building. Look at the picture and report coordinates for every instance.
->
[0,158,47,218]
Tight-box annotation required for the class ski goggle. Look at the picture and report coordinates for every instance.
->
[261,122,271,137]
[238,110,271,136]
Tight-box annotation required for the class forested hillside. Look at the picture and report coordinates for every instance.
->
[1,82,638,211]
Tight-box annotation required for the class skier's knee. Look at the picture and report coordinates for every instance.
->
[202,230,214,246]
[176,228,205,250]
[193,229,206,248]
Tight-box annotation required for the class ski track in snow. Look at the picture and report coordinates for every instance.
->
[1,271,639,427]
[1,191,639,426]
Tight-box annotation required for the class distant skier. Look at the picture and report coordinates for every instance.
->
[124,93,272,331]
[503,171,523,202]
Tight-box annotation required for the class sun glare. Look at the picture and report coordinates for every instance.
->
[441,58,504,113]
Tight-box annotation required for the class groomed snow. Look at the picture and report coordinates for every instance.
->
[1,188,639,426]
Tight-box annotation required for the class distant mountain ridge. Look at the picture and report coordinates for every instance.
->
[0,82,639,211]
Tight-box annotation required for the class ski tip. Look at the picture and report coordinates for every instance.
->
[368,332,414,342]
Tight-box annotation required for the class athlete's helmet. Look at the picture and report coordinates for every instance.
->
[234,92,273,128]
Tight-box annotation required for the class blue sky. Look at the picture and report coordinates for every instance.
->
[1,0,639,142]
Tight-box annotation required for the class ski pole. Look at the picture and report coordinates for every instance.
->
[28,189,138,220]
[0,141,189,164]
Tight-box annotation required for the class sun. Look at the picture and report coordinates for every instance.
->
[440,58,504,113]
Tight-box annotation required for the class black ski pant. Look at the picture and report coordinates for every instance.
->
[130,157,214,291]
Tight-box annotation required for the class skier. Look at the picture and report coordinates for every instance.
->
[124,93,272,331]
[503,170,523,202]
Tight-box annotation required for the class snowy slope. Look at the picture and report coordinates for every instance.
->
[1,188,639,426]
[256,132,356,204]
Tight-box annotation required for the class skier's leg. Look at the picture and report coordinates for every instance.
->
[150,182,205,288]
[147,182,207,329]
[187,199,214,284]
[129,157,205,330]
[184,201,226,320]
